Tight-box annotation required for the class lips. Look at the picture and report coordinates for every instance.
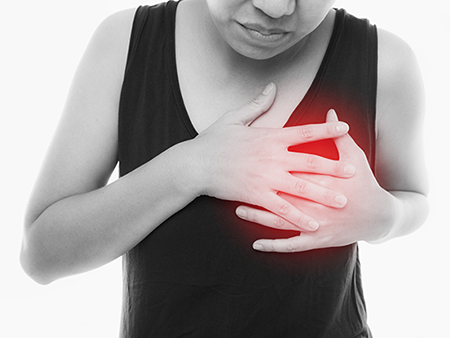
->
[240,23,288,35]
[238,23,289,43]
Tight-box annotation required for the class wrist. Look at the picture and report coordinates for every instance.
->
[169,139,208,199]
[366,191,403,244]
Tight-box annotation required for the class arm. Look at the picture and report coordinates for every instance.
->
[21,11,353,283]
[236,29,429,251]
[20,9,201,284]
[370,28,429,242]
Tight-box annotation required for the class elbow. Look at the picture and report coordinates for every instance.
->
[20,255,54,286]
[21,206,71,285]
[21,212,54,284]
[20,237,56,286]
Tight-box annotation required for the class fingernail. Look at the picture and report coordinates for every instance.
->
[308,220,319,231]
[336,122,349,133]
[335,194,347,206]
[344,164,356,175]
[236,208,247,219]
[253,243,264,251]
[262,82,274,95]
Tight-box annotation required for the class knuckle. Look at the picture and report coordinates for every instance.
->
[286,242,297,252]
[274,217,285,228]
[295,179,308,193]
[306,155,318,169]
[249,96,264,109]
[278,203,291,215]
[298,126,313,140]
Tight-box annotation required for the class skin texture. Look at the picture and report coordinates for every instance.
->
[205,0,336,60]
[21,0,428,284]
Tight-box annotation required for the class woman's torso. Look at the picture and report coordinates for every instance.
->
[118,2,376,337]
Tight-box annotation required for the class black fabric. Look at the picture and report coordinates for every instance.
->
[118,1,377,337]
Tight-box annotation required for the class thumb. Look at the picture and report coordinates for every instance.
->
[227,82,276,125]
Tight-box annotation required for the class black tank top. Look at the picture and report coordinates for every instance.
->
[118,2,376,337]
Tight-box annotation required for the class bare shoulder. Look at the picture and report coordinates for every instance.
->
[87,8,136,58]
[377,28,418,72]
[376,28,425,122]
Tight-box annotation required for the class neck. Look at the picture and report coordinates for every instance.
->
[198,1,313,82]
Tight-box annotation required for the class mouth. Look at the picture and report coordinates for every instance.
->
[238,23,289,43]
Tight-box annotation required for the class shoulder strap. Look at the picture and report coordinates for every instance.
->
[287,9,378,169]
[124,3,173,77]
[118,1,186,177]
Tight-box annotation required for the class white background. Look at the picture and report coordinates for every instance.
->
[1,0,448,337]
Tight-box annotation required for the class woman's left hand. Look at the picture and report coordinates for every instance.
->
[236,110,399,252]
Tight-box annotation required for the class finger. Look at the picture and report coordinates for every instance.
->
[278,121,349,147]
[258,193,320,231]
[284,152,356,177]
[278,174,348,208]
[334,133,365,160]
[223,82,277,126]
[327,109,365,161]
[252,234,314,253]
[236,205,300,231]
[326,108,339,123]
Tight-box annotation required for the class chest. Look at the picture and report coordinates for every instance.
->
[175,18,332,134]
[176,68,318,133]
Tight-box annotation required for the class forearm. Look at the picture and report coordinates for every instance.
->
[21,141,199,284]
[369,190,429,244]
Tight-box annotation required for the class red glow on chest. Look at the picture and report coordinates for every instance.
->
[288,138,339,160]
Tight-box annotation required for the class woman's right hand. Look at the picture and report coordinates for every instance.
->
[190,83,356,231]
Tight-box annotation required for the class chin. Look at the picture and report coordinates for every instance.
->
[232,45,285,61]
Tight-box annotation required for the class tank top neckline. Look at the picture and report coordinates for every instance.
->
[166,1,345,137]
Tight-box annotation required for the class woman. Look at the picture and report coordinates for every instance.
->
[21,0,428,336]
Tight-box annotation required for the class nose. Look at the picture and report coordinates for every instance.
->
[251,0,296,19]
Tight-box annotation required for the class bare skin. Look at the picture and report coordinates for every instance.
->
[21,0,428,284]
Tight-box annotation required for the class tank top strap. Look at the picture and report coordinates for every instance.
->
[118,1,188,177]
[286,8,378,169]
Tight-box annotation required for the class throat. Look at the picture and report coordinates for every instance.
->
[175,1,335,133]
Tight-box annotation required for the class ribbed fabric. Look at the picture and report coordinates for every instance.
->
[118,2,376,337]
